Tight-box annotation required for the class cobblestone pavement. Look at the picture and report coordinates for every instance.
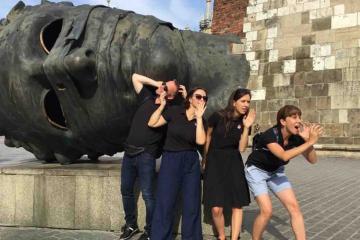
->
[1,138,360,239]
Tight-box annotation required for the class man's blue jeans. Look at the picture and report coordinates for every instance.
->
[121,152,156,233]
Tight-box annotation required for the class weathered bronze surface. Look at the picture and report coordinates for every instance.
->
[0,1,249,163]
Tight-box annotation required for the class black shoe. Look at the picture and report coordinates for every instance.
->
[119,225,140,240]
[138,231,150,240]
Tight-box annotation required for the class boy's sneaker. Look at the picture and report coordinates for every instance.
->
[138,231,150,240]
[119,225,140,240]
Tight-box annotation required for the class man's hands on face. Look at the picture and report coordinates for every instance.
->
[178,85,187,99]
[159,91,167,107]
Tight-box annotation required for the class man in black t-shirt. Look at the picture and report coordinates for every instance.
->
[120,73,185,240]
[245,105,323,240]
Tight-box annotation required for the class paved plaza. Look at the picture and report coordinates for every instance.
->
[0,137,360,239]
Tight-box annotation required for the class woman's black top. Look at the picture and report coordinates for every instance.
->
[246,125,305,172]
[162,105,205,151]
[208,112,244,149]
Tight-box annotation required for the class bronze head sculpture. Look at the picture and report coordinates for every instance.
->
[0,1,249,164]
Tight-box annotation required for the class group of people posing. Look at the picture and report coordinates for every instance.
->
[119,73,324,240]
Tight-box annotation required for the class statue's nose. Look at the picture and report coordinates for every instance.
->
[64,48,97,98]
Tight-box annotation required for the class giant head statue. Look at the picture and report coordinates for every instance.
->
[0,1,249,163]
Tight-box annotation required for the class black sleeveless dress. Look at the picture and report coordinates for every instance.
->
[203,112,251,209]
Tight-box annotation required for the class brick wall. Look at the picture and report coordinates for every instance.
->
[211,0,249,36]
[225,0,360,147]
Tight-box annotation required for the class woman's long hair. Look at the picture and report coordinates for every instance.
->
[218,88,251,134]
[184,87,208,109]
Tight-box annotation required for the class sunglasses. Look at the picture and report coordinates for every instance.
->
[194,94,208,102]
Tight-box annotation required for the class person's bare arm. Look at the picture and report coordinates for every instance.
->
[239,127,250,152]
[267,124,323,162]
[302,146,317,164]
[195,102,206,145]
[267,141,315,162]
[178,85,187,99]
[202,127,213,170]
[299,123,321,164]
[239,109,256,152]
[148,92,167,128]
[132,73,162,94]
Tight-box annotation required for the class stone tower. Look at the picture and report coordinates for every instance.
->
[200,0,213,33]
[213,0,360,148]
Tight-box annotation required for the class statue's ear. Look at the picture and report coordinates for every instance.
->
[0,18,9,31]
[6,1,26,23]
[0,1,26,33]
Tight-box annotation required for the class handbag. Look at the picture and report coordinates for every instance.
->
[123,142,145,157]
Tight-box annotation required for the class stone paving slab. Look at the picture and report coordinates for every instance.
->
[0,139,360,239]
[0,226,242,240]
[0,226,119,240]
[0,227,220,240]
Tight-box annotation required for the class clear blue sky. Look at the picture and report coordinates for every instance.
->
[1,0,208,31]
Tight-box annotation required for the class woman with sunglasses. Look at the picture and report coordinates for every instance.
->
[203,88,255,240]
[148,87,208,240]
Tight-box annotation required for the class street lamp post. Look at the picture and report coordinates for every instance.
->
[106,0,111,7]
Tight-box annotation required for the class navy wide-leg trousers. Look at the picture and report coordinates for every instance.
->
[151,150,202,240]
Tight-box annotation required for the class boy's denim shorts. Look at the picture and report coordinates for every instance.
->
[245,165,292,197]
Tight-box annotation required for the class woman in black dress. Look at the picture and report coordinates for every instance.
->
[203,88,256,240]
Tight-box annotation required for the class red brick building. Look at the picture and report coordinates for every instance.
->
[211,0,249,36]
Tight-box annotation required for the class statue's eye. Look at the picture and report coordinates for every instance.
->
[40,19,63,54]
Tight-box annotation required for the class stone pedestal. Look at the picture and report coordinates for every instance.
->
[0,159,123,231]
[0,157,227,235]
